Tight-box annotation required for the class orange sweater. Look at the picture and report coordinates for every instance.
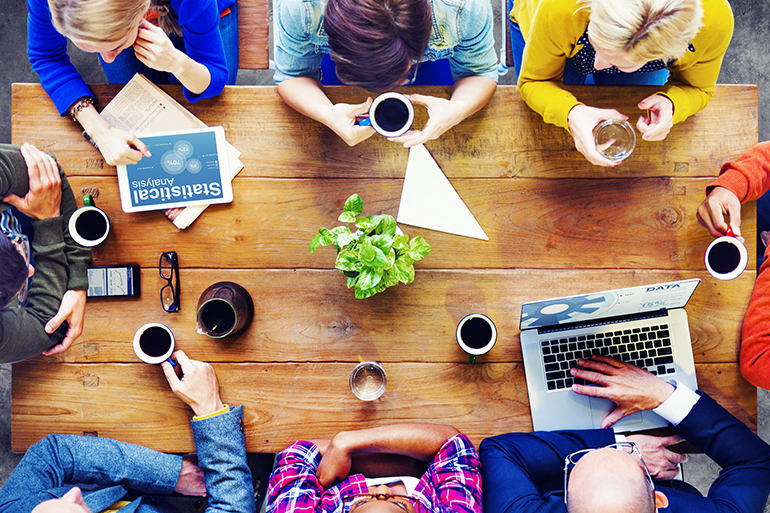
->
[710,142,770,388]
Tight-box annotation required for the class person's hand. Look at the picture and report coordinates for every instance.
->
[626,434,688,480]
[388,94,463,148]
[697,186,743,242]
[636,95,674,142]
[161,350,225,417]
[5,143,62,219]
[570,355,675,428]
[174,454,207,496]
[89,125,151,166]
[567,105,626,167]
[316,432,353,488]
[43,290,87,355]
[323,98,375,147]
[133,20,183,74]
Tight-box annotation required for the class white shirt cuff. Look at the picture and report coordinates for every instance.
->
[652,379,700,426]
[614,433,627,443]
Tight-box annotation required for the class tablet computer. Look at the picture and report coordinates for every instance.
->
[117,126,233,213]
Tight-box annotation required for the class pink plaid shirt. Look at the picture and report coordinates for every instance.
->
[266,434,483,513]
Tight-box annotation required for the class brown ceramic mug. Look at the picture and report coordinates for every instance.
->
[195,282,254,338]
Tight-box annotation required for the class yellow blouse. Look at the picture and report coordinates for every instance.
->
[511,0,734,130]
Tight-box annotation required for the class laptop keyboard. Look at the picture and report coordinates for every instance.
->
[540,324,674,391]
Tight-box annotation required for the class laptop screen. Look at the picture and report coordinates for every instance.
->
[520,279,700,330]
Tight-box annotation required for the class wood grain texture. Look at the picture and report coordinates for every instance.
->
[11,362,753,453]
[237,0,269,69]
[35,269,751,365]
[12,84,757,179]
[68,176,756,272]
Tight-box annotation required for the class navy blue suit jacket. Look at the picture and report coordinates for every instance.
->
[0,405,255,513]
[479,392,770,513]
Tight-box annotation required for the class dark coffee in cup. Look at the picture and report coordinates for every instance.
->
[199,299,236,335]
[374,98,410,133]
[460,317,494,349]
[707,240,741,274]
[704,235,747,281]
[139,326,173,357]
[75,209,108,242]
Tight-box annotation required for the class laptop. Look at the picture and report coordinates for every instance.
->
[520,278,700,432]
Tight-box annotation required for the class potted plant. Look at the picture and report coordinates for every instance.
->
[310,194,431,299]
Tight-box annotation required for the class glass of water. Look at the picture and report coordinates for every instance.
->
[593,119,637,162]
[350,361,386,401]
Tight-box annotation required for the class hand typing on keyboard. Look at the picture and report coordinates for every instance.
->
[568,355,676,429]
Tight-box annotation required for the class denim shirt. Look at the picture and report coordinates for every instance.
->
[274,0,498,84]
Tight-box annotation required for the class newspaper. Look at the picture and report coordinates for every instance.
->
[100,74,244,229]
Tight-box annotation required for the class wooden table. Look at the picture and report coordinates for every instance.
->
[10,83,759,453]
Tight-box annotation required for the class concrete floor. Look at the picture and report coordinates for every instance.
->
[1,0,770,507]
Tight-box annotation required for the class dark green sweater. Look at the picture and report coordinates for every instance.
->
[0,144,91,363]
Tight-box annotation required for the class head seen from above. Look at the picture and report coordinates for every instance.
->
[324,0,432,92]
[585,0,704,67]
[0,233,31,308]
[47,0,151,60]
[566,445,665,513]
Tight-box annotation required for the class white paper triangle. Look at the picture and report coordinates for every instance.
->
[397,144,488,240]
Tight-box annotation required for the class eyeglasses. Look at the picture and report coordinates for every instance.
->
[343,493,422,513]
[159,251,179,312]
[563,442,654,508]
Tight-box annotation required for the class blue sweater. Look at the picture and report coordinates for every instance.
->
[27,0,234,115]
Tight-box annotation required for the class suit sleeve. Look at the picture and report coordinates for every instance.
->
[669,392,770,512]
[0,434,182,513]
[192,405,256,513]
[479,429,614,513]
[26,0,93,116]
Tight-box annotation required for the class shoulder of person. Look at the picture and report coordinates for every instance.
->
[277,0,324,33]
[535,0,590,38]
[697,0,734,41]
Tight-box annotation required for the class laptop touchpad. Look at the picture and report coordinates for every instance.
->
[588,397,644,428]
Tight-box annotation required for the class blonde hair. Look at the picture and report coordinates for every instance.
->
[48,0,182,45]
[583,0,704,62]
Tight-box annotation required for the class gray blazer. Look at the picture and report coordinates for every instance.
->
[0,405,256,513]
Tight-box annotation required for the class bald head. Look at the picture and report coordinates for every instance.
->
[567,447,654,513]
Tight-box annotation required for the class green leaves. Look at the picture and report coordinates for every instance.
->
[310,193,431,298]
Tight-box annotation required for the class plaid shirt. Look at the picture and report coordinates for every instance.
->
[266,434,482,513]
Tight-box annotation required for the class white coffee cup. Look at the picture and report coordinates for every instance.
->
[360,92,414,137]
[704,231,748,281]
[68,195,109,247]
[133,322,176,365]
[456,313,497,363]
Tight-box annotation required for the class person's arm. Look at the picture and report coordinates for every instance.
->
[518,3,622,166]
[163,0,230,100]
[670,392,770,512]
[656,0,734,126]
[741,250,770,389]
[26,0,93,117]
[697,142,770,240]
[316,424,460,487]
[479,429,614,513]
[389,0,498,147]
[417,434,483,513]
[273,0,375,146]
[0,434,183,512]
[0,145,71,363]
[161,351,255,512]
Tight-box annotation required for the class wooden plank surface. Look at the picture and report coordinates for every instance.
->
[73,176,757,271]
[237,0,269,69]
[36,269,752,365]
[10,83,760,453]
[11,362,754,453]
[12,84,757,179]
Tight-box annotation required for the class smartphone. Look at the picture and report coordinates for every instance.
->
[87,265,141,298]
